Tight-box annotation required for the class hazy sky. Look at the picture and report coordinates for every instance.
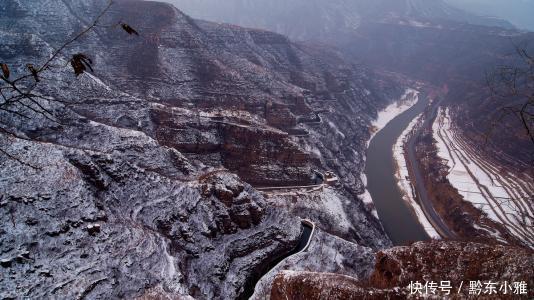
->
[162,0,534,32]
[445,0,534,30]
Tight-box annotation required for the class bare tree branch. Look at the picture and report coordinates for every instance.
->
[0,0,139,166]
[486,45,534,147]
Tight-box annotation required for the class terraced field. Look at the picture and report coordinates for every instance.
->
[433,108,534,248]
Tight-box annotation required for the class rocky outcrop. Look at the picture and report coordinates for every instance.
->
[149,107,315,186]
[0,0,403,298]
[269,240,534,299]
[0,124,301,299]
[370,240,534,291]
[271,271,400,300]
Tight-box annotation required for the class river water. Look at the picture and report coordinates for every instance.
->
[364,95,430,245]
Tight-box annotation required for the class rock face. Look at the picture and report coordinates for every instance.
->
[269,241,534,299]
[271,271,398,300]
[370,241,534,290]
[0,0,396,298]
[0,129,301,299]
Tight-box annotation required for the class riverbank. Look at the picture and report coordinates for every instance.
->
[369,88,420,140]
[363,88,430,245]
[360,88,420,219]
[392,113,441,239]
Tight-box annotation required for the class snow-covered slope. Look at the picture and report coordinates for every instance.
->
[1,0,398,298]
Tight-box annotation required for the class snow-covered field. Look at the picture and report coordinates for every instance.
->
[392,114,441,239]
[433,108,534,247]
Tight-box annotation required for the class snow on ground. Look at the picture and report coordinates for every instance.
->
[327,120,346,139]
[392,114,441,239]
[359,174,379,219]
[319,188,353,230]
[370,88,419,140]
[433,108,534,247]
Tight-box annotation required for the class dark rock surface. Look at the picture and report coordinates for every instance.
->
[0,0,397,298]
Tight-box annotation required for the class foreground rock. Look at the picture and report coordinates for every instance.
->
[370,240,533,292]
[270,240,534,299]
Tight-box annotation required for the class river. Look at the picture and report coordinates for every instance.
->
[364,94,431,245]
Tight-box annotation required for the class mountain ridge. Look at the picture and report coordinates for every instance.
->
[164,0,515,43]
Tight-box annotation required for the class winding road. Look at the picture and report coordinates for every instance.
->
[404,98,457,239]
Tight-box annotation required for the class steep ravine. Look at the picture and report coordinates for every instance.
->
[4,1,530,299]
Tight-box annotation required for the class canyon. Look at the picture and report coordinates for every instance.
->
[1,0,394,298]
[1,0,533,299]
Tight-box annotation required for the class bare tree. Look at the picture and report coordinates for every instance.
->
[486,45,534,146]
[0,0,138,167]
[485,45,534,244]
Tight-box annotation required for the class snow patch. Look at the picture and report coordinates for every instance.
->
[327,120,346,139]
[359,174,378,219]
[370,88,419,140]
[321,188,352,230]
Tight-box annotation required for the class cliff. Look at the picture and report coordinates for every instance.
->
[270,240,533,299]
[0,0,397,298]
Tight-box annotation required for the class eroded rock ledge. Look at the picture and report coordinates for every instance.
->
[270,240,534,299]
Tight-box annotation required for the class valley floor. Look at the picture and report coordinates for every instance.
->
[360,88,420,219]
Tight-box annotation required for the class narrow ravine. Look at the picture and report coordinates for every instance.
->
[364,94,430,245]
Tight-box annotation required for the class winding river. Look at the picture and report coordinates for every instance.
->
[364,94,431,245]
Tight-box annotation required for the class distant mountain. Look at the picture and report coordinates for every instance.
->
[164,0,514,41]
[446,0,534,31]
[164,0,532,163]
